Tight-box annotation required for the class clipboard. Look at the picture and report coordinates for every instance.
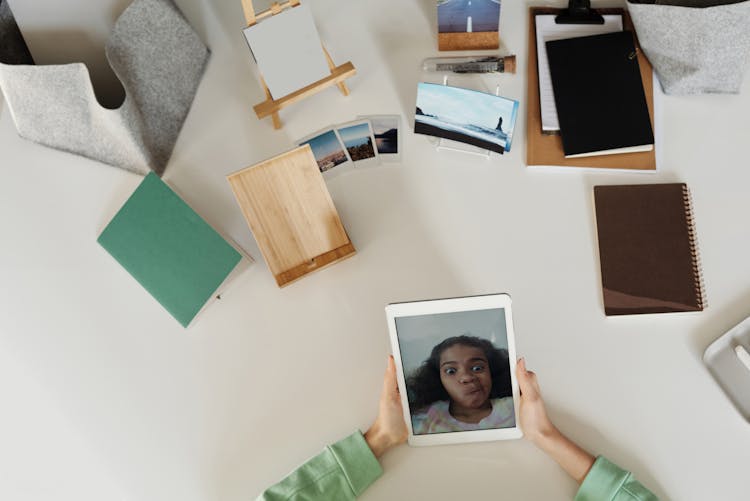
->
[526,5,657,170]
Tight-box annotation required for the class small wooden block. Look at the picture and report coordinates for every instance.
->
[438,32,499,51]
[252,0,302,23]
[274,242,356,287]
[226,145,355,287]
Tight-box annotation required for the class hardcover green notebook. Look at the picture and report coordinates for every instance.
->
[98,173,243,327]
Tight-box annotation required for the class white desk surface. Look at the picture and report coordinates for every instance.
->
[2,1,750,500]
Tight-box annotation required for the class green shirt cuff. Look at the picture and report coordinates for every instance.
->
[576,456,631,501]
[328,431,384,496]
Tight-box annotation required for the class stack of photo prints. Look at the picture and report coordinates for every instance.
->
[415,82,519,155]
[297,115,402,178]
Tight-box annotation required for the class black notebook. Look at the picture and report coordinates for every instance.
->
[546,31,654,158]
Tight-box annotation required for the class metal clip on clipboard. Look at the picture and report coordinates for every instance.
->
[555,0,604,25]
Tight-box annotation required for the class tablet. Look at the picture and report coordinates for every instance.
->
[385,294,522,446]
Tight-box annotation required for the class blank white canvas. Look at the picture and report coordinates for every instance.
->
[242,4,331,99]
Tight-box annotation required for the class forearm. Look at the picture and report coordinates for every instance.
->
[257,432,383,501]
[364,422,402,458]
[364,424,392,458]
[534,427,596,484]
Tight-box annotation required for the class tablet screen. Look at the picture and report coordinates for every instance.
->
[386,294,521,445]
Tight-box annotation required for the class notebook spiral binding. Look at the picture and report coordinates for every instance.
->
[682,184,707,309]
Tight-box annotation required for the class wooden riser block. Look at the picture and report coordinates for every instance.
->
[438,32,499,51]
[274,242,356,287]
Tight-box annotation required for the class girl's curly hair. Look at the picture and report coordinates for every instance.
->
[406,335,511,413]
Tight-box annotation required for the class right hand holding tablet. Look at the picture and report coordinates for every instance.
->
[517,358,595,484]
[517,358,558,447]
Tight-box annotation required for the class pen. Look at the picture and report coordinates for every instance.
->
[422,55,517,74]
[734,345,750,372]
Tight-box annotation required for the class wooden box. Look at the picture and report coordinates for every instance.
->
[227,145,355,287]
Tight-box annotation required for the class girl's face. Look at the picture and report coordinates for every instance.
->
[438,344,492,409]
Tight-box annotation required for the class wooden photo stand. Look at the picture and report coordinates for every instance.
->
[226,145,356,287]
[241,0,356,129]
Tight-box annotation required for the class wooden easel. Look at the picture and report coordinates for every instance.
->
[241,0,356,129]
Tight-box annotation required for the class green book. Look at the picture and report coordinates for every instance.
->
[98,173,244,327]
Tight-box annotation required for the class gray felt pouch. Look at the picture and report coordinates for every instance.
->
[627,0,750,95]
[0,0,209,175]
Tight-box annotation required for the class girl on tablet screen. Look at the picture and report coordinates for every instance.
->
[407,335,515,434]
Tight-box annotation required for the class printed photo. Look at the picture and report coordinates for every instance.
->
[414,82,518,154]
[358,115,402,163]
[394,308,515,435]
[298,129,349,172]
[370,116,399,155]
[335,121,378,163]
[438,0,501,34]
[437,0,501,50]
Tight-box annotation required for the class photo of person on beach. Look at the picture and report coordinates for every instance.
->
[414,82,518,154]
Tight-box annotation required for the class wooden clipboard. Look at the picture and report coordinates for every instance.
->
[526,7,657,170]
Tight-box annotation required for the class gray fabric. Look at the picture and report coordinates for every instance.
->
[0,0,209,175]
[0,0,33,64]
[629,0,746,6]
[628,0,750,95]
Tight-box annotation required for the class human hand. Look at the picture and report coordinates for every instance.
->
[517,357,558,447]
[516,358,595,483]
[365,355,408,458]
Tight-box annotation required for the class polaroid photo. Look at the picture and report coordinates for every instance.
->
[357,115,402,162]
[437,0,501,50]
[334,120,380,167]
[297,127,352,178]
[385,293,522,446]
[415,82,519,155]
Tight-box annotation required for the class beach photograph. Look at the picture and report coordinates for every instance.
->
[414,82,518,154]
[299,129,348,172]
[336,121,377,162]
[369,116,399,154]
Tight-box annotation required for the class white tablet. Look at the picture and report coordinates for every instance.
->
[385,294,522,446]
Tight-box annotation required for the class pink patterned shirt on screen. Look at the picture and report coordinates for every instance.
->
[411,396,516,434]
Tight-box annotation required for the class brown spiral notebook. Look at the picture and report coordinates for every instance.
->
[593,183,705,316]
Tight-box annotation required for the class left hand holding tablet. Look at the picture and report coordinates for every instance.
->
[365,356,409,458]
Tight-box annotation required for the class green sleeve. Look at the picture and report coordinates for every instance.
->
[575,456,659,501]
[256,431,383,501]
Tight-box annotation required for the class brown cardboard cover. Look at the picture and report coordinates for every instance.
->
[593,183,704,315]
